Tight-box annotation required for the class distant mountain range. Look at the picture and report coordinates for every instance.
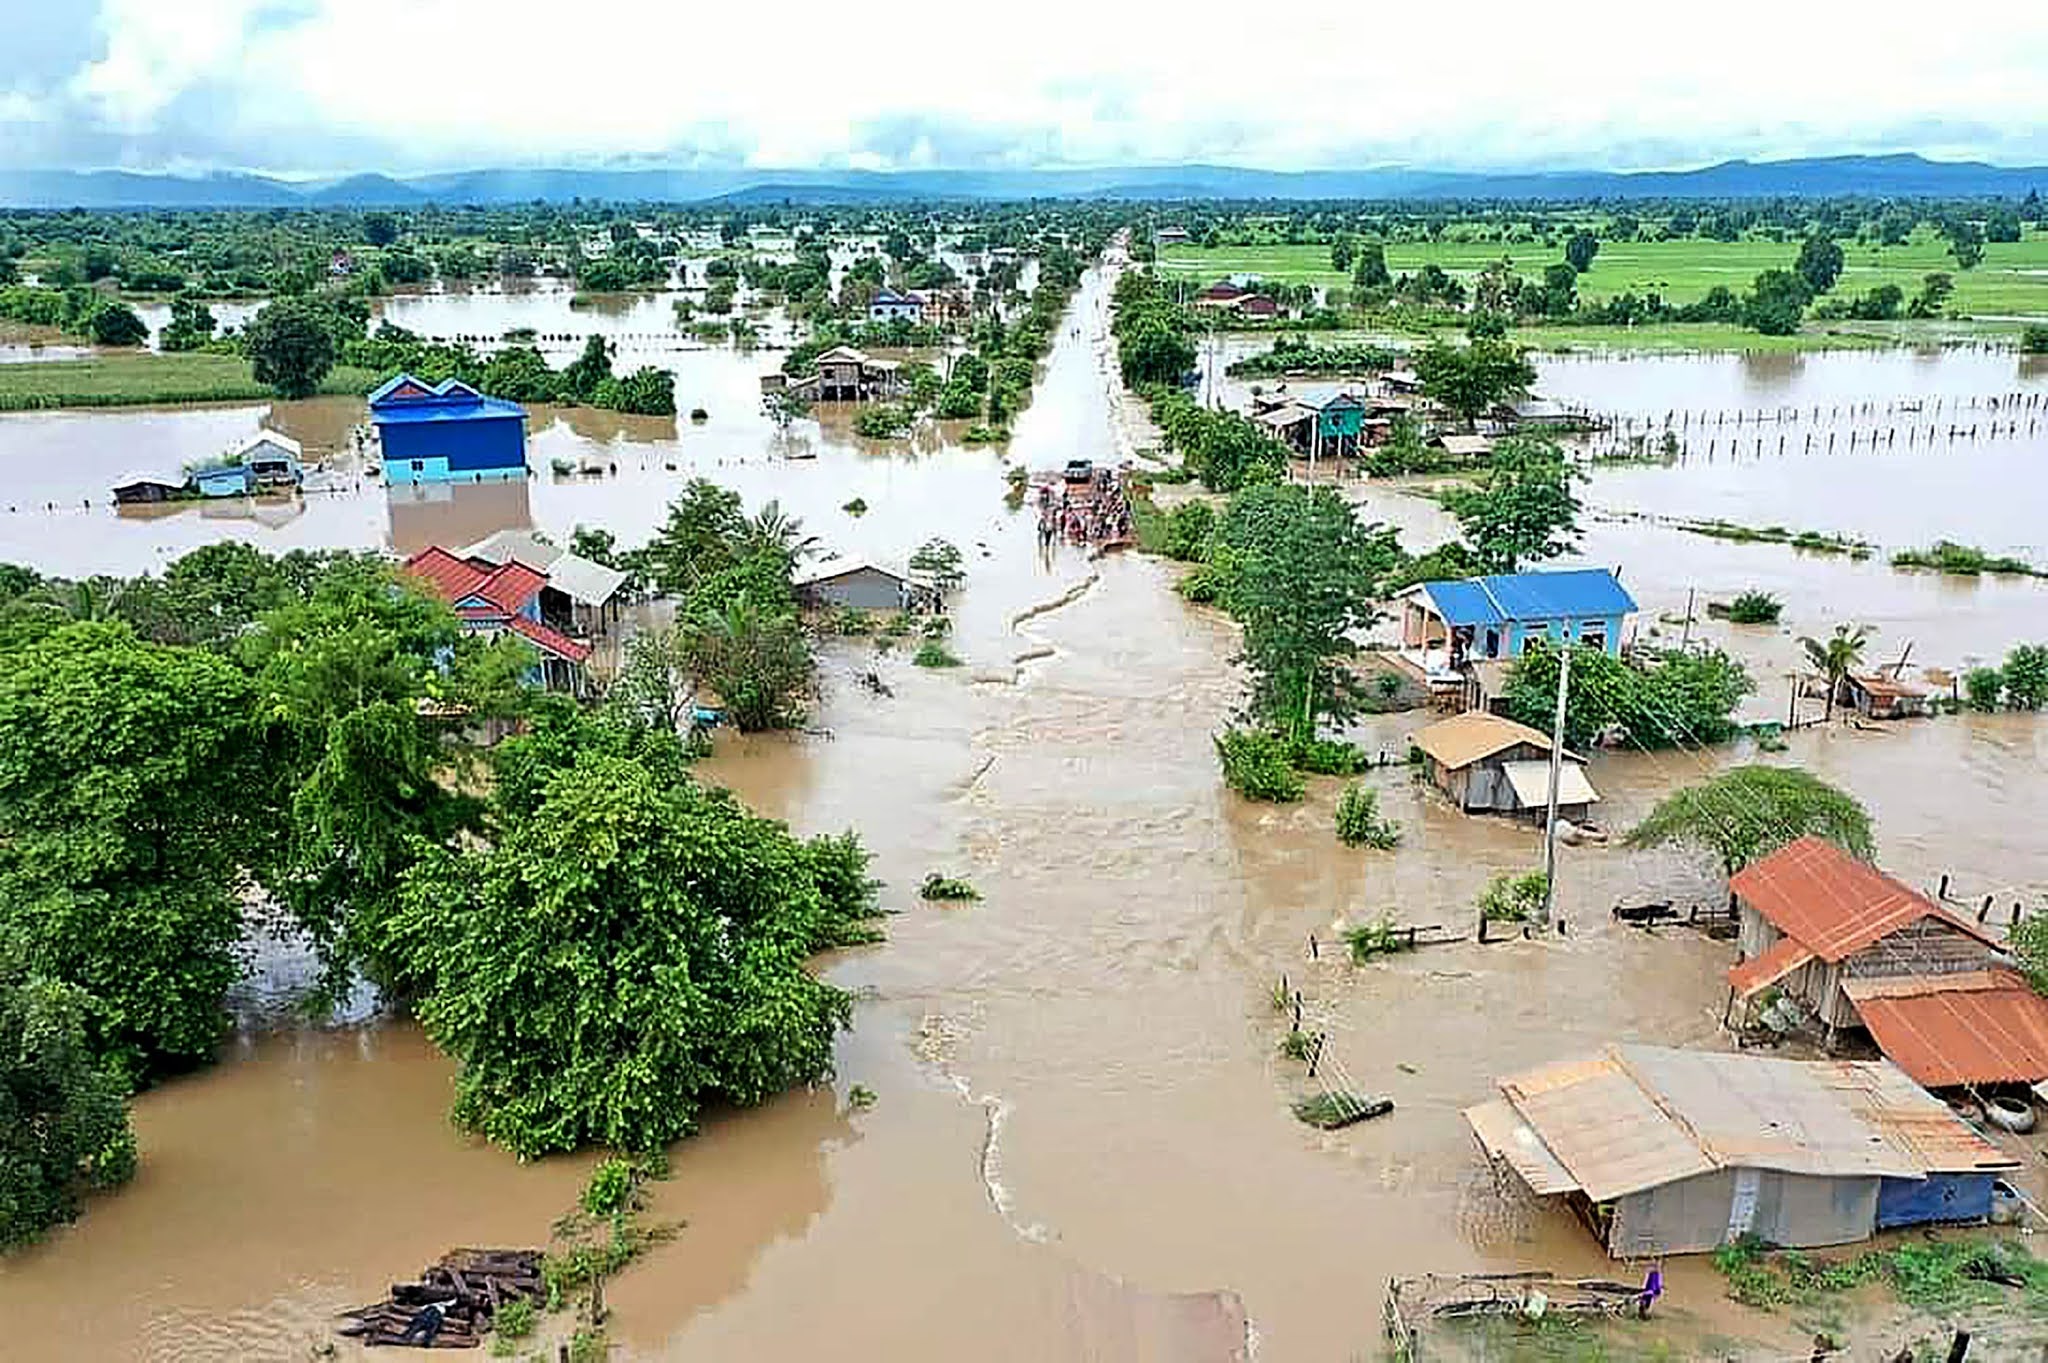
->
[3,154,2044,208]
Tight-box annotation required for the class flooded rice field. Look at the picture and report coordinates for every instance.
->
[2,269,2048,1360]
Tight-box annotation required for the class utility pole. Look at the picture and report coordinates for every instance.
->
[1679,586,1696,651]
[1540,647,1572,930]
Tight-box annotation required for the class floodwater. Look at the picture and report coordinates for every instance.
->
[3,264,2048,1360]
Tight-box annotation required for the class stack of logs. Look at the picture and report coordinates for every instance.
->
[338,1248,544,1349]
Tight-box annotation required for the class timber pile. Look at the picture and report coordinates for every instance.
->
[338,1248,543,1349]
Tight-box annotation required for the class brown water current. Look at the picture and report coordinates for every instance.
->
[2,266,2047,1359]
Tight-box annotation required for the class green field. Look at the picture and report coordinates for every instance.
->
[0,352,377,411]
[1159,231,2048,321]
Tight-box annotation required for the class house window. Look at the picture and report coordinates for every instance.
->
[410,460,424,474]
[1484,628,1501,658]
[1581,624,1607,652]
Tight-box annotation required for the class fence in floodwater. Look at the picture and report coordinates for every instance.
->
[1571,389,2048,467]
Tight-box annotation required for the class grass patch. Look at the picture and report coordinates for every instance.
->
[1344,916,1414,962]
[1291,1091,1390,1129]
[0,352,378,410]
[1676,518,1874,558]
[1714,1233,2048,1316]
[912,640,961,668]
[1891,540,2046,578]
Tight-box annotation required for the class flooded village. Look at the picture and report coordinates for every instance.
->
[1,193,2047,1363]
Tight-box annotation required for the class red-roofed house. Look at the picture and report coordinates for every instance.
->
[1726,838,2028,1079]
[403,546,592,693]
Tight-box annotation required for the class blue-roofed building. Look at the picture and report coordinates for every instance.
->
[1396,568,1636,669]
[369,373,529,485]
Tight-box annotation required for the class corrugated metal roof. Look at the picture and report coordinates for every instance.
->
[1488,1044,2006,1202]
[402,547,546,616]
[1729,837,2002,963]
[1847,673,1930,700]
[1436,434,1495,457]
[1499,759,1599,808]
[459,528,563,573]
[1728,936,1816,997]
[546,552,629,607]
[1817,1053,2021,1172]
[1416,569,1637,628]
[1498,1051,1714,1202]
[1464,1099,1580,1194]
[1413,712,1557,770]
[1848,971,2048,1090]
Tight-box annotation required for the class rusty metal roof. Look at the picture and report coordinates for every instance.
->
[1483,1044,2007,1202]
[1728,936,1817,998]
[1413,711,1560,771]
[1728,837,2001,963]
[1847,970,2048,1091]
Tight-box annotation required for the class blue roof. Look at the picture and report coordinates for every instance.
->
[1415,569,1636,627]
[368,372,527,425]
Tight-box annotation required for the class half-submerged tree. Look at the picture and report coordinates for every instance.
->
[1623,765,1875,875]
[1799,622,1874,722]
[382,751,865,1157]
[0,966,137,1248]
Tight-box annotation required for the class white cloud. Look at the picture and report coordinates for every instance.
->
[15,0,2048,171]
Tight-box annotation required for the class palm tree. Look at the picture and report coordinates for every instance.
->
[1800,623,1874,722]
[743,500,819,566]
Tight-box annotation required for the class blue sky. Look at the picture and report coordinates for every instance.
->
[6,0,2048,175]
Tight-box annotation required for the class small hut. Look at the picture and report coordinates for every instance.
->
[1836,672,1930,719]
[1412,711,1597,823]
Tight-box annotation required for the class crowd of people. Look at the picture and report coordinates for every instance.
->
[1036,463,1134,549]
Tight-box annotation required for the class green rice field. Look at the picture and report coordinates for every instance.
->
[0,352,377,411]
[1159,230,2048,321]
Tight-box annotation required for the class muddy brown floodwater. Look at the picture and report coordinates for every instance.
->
[2,265,2048,1360]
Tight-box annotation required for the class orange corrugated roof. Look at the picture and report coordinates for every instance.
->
[506,613,591,663]
[403,547,545,616]
[1850,971,2048,1088]
[1729,837,2001,963]
[1728,936,1815,997]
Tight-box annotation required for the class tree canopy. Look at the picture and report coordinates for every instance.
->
[1439,435,1584,573]
[0,964,137,1248]
[1209,483,1401,742]
[1503,641,1754,751]
[245,297,338,398]
[1415,337,1536,430]
[1623,765,1875,874]
[381,750,870,1157]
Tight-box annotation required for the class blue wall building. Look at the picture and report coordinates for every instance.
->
[369,374,529,485]
[1398,568,1637,662]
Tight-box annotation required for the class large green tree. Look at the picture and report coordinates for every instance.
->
[1624,765,1875,874]
[245,297,338,398]
[0,623,264,1081]
[1794,234,1845,295]
[680,596,814,733]
[1503,642,1754,750]
[1440,435,1585,573]
[0,965,137,1247]
[382,752,865,1157]
[1415,337,1536,430]
[238,561,528,985]
[1210,483,1401,742]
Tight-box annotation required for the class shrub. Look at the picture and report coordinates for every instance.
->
[1160,500,1216,561]
[1477,871,1548,923]
[919,872,979,901]
[1965,666,2005,712]
[2023,324,2048,355]
[852,404,913,439]
[1725,591,1783,625]
[1290,737,1367,775]
[912,641,961,668]
[832,607,872,636]
[580,1157,636,1216]
[495,1298,537,1341]
[1215,727,1305,802]
[841,497,868,516]
[1334,786,1401,849]
[1345,917,1412,961]
[962,424,1010,444]
[2003,643,2048,709]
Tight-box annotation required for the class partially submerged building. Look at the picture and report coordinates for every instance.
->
[1725,837,2048,1089]
[456,528,631,641]
[110,471,188,505]
[402,545,593,692]
[1412,711,1598,823]
[798,346,903,403]
[793,560,935,612]
[370,374,529,485]
[1396,568,1635,669]
[1465,1044,2017,1257]
[1837,671,1932,720]
[866,287,924,324]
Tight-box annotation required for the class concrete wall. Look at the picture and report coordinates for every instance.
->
[1610,1169,1878,1257]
